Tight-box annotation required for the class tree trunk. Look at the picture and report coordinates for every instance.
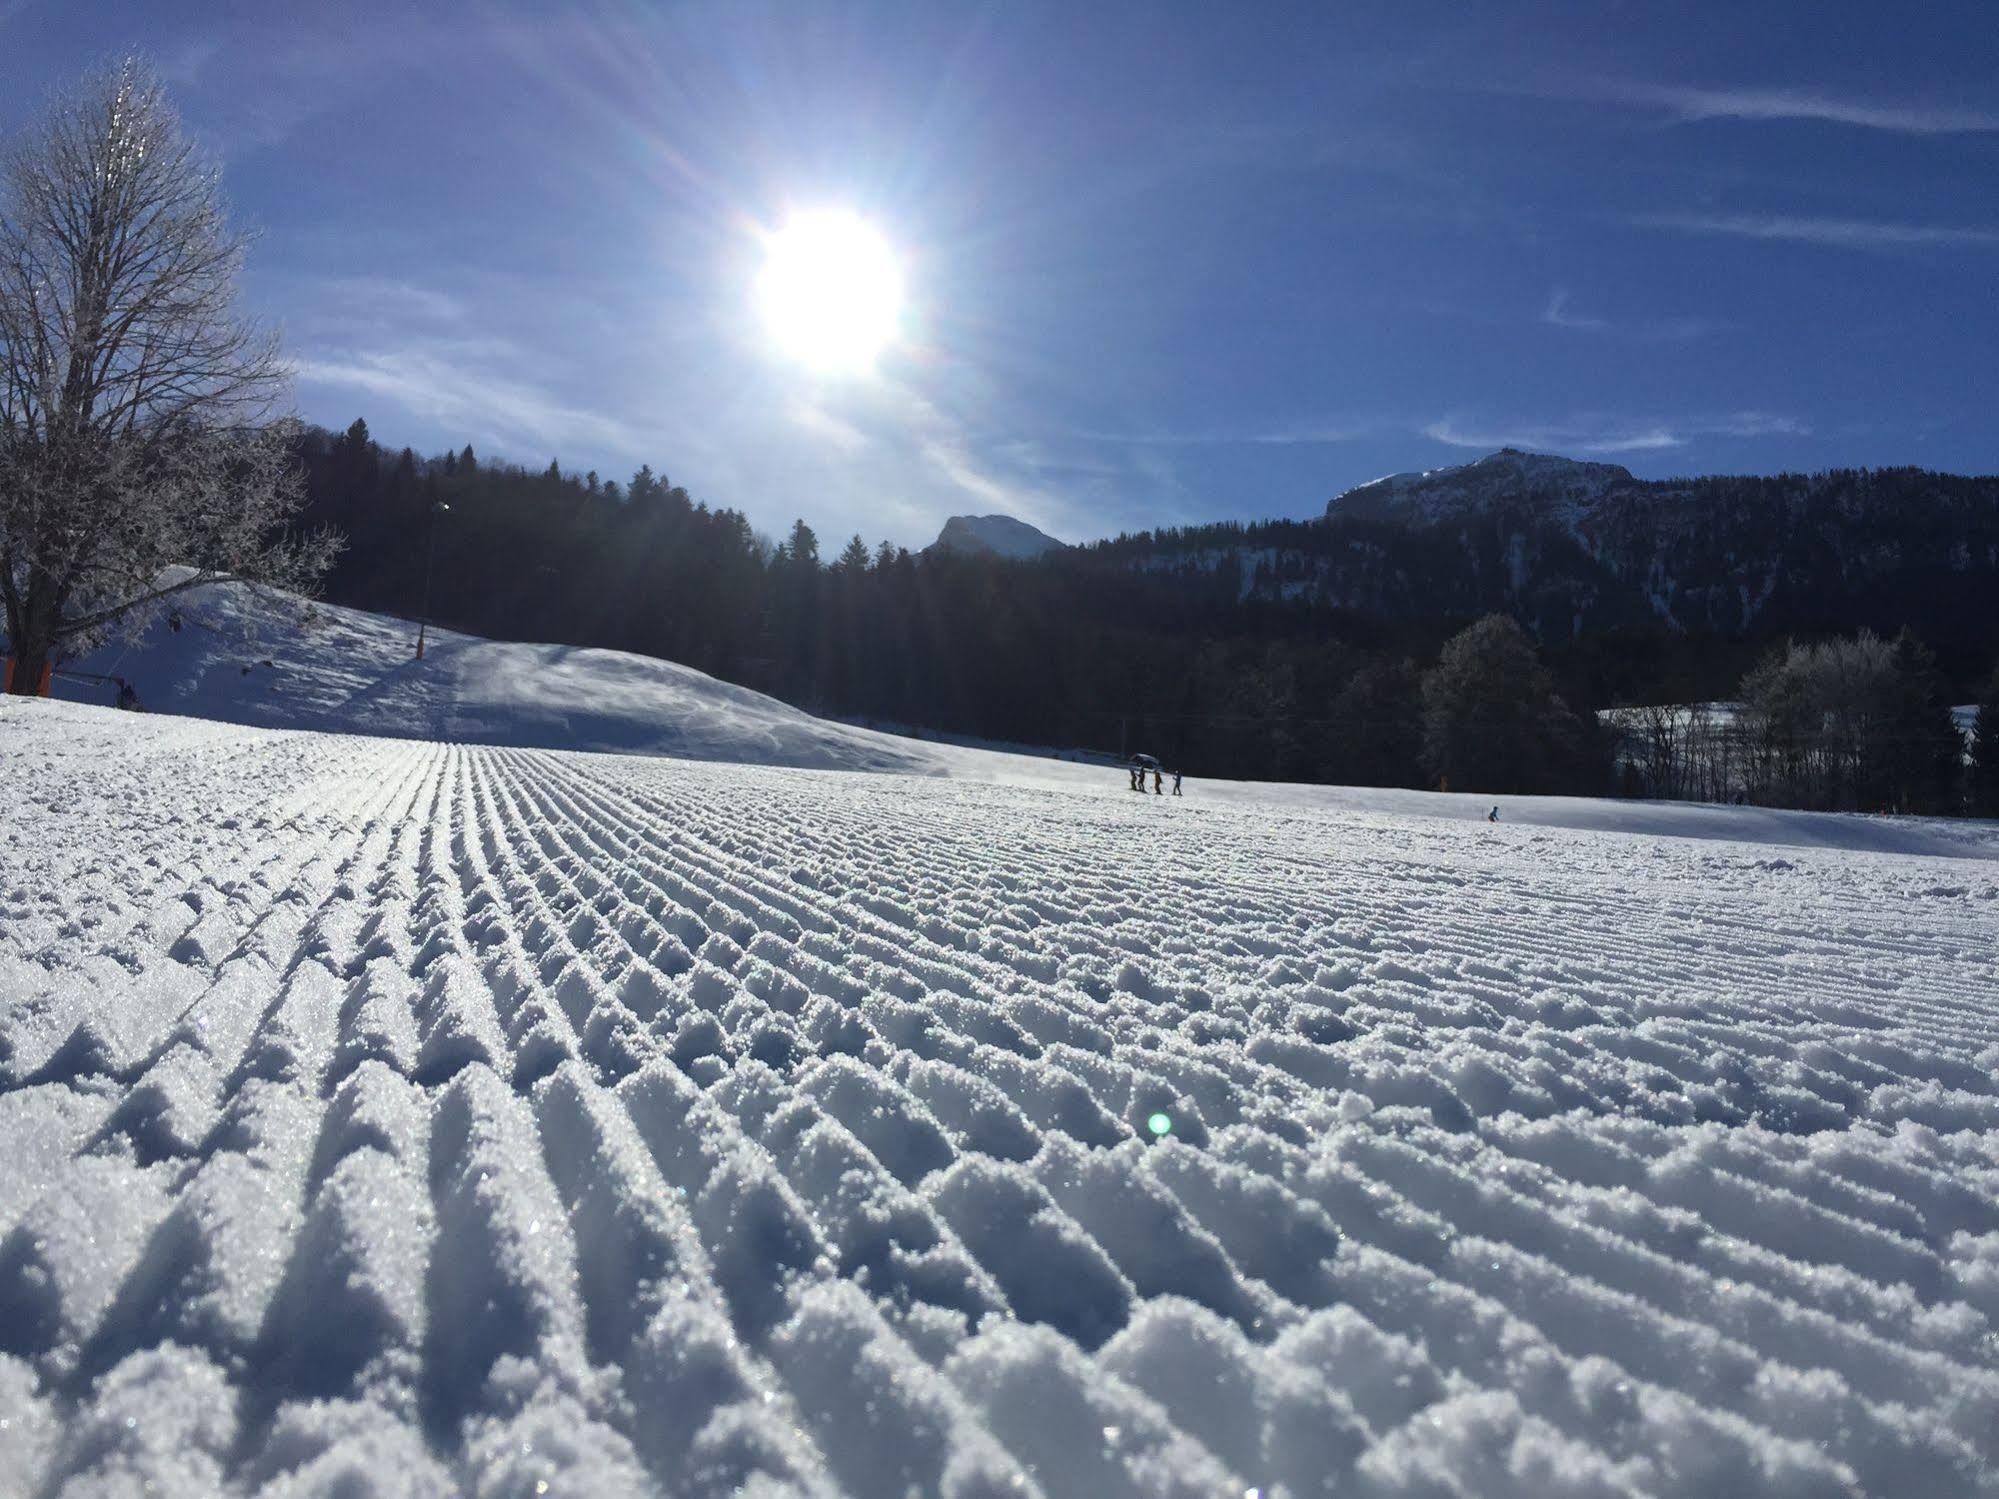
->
[4,640,51,695]
[4,580,58,696]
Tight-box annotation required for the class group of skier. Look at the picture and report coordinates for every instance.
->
[1127,758,1182,796]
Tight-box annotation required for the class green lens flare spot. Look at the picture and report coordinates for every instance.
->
[1146,1112,1173,1137]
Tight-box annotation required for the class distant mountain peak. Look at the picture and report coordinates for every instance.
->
[931,513,1066,559]
[1329,449,1638,526]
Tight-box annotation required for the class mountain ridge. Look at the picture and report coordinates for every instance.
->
[931,513,1066,559]
[1328,448,1644,529]
[1075,451,1999,670]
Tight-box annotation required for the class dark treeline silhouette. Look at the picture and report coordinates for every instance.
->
[296,419,1480,786]
[1087,465,1999,704]
[294,420,1999,807]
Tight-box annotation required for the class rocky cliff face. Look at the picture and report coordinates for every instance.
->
[932,513,1066,559]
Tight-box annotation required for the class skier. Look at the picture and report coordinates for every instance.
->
[1172,770,1182,797]
[1487,805,1499,823]
[114,678,140,711]
[1153,767,1163,795]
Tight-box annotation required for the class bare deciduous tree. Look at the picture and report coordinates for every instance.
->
[0,57,336,694]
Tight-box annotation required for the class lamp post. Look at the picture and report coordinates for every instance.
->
[415,498,450,660]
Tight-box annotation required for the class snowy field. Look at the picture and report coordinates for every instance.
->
[4,696,1999,1497]
[51,579,1999,861]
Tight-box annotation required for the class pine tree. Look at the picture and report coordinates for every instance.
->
[837,535,872,573]
[1971,669,1999,818]
[1880,630,1963,814]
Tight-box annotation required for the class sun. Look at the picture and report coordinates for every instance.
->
[758,208,903,374]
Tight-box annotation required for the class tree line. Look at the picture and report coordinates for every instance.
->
[1608,632,1999,816]
[298,418,1999,814]
[293,419,1625,790]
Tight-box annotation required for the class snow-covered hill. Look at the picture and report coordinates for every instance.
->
[51,579,1999,860]
[931,513,1066,559]
[54,577,936,773]
[3,700,1998,1496]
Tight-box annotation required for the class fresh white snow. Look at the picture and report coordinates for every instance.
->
[6,585,1999,1495]
[52,575,934,774]
[54,579,1999,862]
[3,694,1999,1496]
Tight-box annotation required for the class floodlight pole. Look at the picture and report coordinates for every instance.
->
[416,498,450,660]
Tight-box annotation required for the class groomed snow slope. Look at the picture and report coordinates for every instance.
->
[54,579,1999,861]
[55,577,933,773]
[4,700,1999,1497]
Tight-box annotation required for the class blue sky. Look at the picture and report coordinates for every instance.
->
[6,1,1997,546]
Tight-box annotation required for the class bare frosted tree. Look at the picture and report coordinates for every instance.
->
[0,57,336,694]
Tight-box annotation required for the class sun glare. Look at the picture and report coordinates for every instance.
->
[758,208,903,374]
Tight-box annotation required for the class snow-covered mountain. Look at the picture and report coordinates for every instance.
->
[931,513,1066,559]
[1328,448,1643,528]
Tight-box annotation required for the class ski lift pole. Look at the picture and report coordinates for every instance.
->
[415,498,450,659]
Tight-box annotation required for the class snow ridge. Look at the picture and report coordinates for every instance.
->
[3,706,1999,1495]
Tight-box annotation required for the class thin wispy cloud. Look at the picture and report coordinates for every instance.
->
[790,401,870,454]
[1617,81,1999,136]
[1074,420,1374,447]
[1542,289,1609,333]
[1425,410,1809,455]
[300,343,651,463]
[903,397,1072,536]
[296,276,468,334]
[1542,288,1723,342]
[1633,212,1999,249]
[762,376,1075,541]
[1427,419,1680,455]
[1516,76,1999,136]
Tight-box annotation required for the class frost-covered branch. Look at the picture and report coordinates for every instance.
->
[0,56,334,688]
